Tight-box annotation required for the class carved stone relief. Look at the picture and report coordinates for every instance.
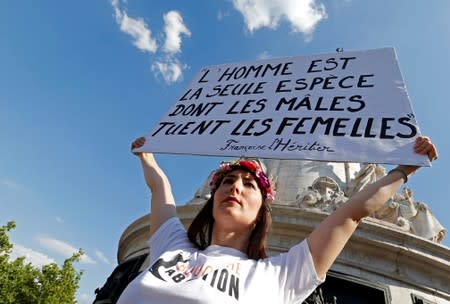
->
[294,163,445,243]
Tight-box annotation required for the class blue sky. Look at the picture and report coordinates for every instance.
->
[1,1,449,302]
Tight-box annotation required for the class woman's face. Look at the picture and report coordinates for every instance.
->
[212,169,263,231]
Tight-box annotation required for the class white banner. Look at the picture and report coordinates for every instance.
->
[137,48,430,166]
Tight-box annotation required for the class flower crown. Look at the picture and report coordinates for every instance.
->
[209,159,275,204]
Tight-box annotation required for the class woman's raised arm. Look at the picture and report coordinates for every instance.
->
[307,136,438,279]
[131,137,177,235]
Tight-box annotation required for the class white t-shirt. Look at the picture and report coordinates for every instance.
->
[118,217,324,304]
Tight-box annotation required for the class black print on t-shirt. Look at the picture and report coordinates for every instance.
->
[149,252,240,300]
[149,253,189,281]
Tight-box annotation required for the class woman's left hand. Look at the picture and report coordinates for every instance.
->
[414,136,438,161]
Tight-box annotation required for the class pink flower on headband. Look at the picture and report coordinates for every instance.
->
[209,159,275,204]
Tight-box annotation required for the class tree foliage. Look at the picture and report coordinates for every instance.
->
[0,221,84,304]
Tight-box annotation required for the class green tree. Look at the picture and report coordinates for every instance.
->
[0,221,84,304]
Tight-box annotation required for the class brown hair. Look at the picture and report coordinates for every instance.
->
[187,196,272,260]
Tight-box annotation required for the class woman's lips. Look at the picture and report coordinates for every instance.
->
[223,196,241,205]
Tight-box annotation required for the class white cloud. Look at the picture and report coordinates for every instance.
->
[1,179,24,191]
[217,10,230,21]
[38,237,96,264]
[110,2,190,84]
[152,58,186,84]
[163,11,191,54]
[111,0,157,53]
[79,293,93,304]
[157,11,190,83]
[258,51,271,59]
[232,0,327,37]
[10,244,55,268]
[94,250,111,265]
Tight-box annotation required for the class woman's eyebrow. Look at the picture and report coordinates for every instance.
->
[224,173,238,178]
[242,175,257,182]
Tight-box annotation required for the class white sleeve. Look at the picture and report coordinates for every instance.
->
[148,217,194,264]
[265,239,325,303]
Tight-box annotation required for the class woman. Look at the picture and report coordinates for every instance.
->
[118,136,438,304]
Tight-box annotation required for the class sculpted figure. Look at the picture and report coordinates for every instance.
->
[346,164,386,197]
[297,176,347,213]
[372,185,445,242]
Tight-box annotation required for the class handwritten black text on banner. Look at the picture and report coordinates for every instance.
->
[138,48,429,166]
